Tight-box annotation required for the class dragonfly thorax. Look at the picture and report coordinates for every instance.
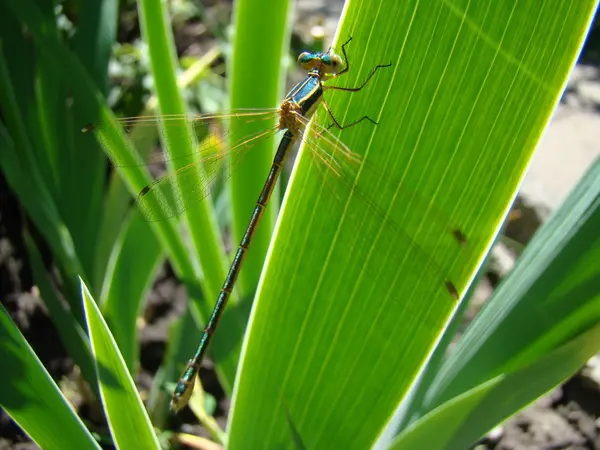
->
[281,71,324,127]
[278,100,305,134]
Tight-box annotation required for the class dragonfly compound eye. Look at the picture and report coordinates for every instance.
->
[297,51,314,68]
[329,54,343,72]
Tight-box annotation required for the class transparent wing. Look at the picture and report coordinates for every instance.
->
[300,117,471,298]
[89,109,280,167]
[88,110,282,222]
[137,126,280,222]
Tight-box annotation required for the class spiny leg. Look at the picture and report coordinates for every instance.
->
[328,37,392,92]
[321,100,378,131]
[320,38,391,129]
[328,62,392,92]
[334,36,354,76]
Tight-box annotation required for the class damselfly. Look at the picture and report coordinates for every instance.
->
[87,37,467,412]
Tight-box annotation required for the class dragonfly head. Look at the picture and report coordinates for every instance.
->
[297,50,343,75]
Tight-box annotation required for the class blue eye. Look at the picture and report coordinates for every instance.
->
[297,52,312,64]
[321,54,331,65]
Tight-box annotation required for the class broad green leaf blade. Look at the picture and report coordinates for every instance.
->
[391,378,499,450]
[100,213,165,372]
[80,280,160,449]
[389,324,600,450]
[424,156,600,412]
[229,0,292,295]
[228,0,596,448]
[389,257,492,438]
[0,304,100,450]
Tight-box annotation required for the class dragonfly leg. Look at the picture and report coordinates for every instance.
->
[321,100,378,131]
[328,62,392,92]
[333,36,353,77]
[327,36,392,91]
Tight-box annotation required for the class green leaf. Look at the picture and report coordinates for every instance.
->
[0,304,100,450]
[0,41,86,307]
[100,212,165,372]
[137,0,227,296]
[93,49,220,291]
[137,0,240,388]
[227,0,597,448]
[229,0,292,295]
[389,324,600,450]
[72,0,117,96]
[80,279,160,449]
[422,157,600,416]
[22,231,97,391]
[3,0,198,291]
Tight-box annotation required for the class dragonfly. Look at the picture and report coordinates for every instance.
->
[87,37,468,412]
